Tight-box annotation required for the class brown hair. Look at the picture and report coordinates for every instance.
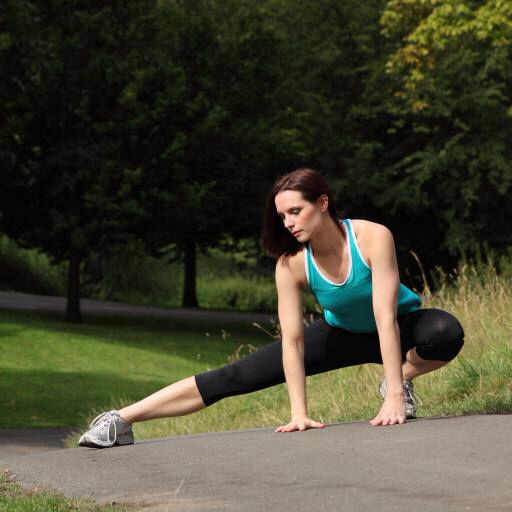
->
[260,168,344,259]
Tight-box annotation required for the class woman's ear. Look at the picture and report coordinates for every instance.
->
[318,194,329,213]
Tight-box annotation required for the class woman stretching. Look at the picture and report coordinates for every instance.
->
[79,168,464,448]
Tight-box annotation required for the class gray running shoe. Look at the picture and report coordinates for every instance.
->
[379,378,421,419]
[78,410,134,448]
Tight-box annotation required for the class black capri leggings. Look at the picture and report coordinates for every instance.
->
[194,307,465,407]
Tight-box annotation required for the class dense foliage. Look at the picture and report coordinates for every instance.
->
[1,0,510,320]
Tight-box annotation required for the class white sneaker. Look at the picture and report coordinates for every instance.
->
[78,410,134,448]
[379,378,421,419]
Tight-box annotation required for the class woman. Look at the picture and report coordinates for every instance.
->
[79,168,464,448]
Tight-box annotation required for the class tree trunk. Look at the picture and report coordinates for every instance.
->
[182,239,198,307]
[66,249,83,323]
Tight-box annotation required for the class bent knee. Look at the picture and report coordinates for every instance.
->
[416,310,465,362]
[441,316,465,361]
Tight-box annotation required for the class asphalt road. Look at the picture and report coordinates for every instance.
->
[0,428,76,458]
[2,414,511,512]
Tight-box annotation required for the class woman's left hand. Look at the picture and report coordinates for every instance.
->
[369,396,406,426]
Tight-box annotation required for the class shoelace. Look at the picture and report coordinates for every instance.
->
[88,411,117,446]
[403,381,423,406]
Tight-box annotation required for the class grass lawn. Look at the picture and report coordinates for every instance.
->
[0,469,126,512]
[0,308,270,429]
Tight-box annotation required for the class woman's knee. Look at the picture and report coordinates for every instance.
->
[194,362,245,407]
[194,341,285,406]
[416,309,465,362]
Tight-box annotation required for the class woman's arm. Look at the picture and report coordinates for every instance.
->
[274,255,325,432]
[367,224,406,426]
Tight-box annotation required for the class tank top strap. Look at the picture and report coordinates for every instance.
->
[303,241,314,288]
[342,218,371,274]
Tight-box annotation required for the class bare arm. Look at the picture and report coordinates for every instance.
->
[367,225,406,426]
[275,255,307,417]
[274,254,325,432]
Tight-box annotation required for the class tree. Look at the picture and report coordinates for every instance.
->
[122,0,298,307]
[375,0,512,259]
[0,1,155,322]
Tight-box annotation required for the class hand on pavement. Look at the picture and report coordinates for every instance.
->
[275,415,325,433]
[369,396,406,426]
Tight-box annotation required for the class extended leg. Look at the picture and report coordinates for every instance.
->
[78,320,339,447]
[119,376,206,423]
[78,376,207,447]
[193,318,334,407]
[117,319,329,423]
[119,319,329,423]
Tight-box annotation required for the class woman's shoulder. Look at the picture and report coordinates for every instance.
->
[350,219,393,268]
[276,248,308,289]
[351,219,391,243]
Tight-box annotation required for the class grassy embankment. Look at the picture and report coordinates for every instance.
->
[0,469,126,512]
[0,254,510,447]
[0,309,269,429]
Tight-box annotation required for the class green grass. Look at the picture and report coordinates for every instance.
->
[0,309,269,428]
[0,469,126,512]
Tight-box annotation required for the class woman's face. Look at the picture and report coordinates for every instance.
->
[274,190,327,242]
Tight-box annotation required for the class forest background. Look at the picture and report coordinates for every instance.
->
[1,0,511,322]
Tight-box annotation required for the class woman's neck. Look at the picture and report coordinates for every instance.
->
[308,217,345,258]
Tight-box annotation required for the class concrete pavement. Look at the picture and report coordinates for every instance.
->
[2,414,511,511]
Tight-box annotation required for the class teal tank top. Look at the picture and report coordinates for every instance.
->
[304,218,422,333]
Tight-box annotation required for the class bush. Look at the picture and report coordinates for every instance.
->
[0,234,66,295]
[82,239,181,304]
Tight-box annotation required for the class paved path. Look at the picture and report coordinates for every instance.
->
[1,414,511,511]
[0,290,275,326]
[0,428,76,458]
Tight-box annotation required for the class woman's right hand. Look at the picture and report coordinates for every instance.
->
[274,415,325,433]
